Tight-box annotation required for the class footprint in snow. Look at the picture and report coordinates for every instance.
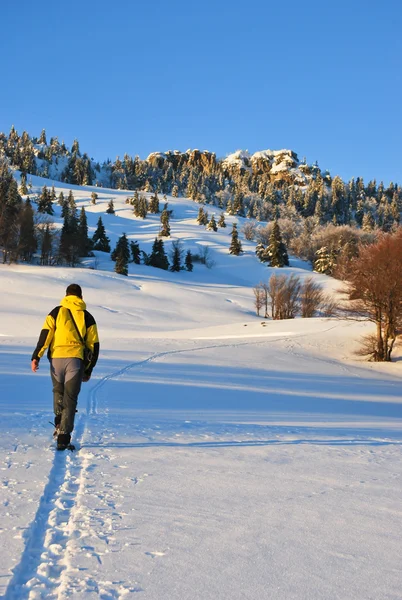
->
[145,551,166,558]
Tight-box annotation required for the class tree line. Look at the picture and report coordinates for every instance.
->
[1,126,401,234]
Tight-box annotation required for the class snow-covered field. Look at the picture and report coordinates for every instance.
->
[1,176,401,599]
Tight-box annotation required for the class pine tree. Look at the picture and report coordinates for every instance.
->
[38,129,47,145]
[170,240,183,272]
[78,207,91,256]
[266,220,289,267]
[61,198,70,220]
[0,168,23,263]
[91,191,98,204]
[18,198,37,262]
[59,206,80,266]
[331,175,346,224]
[58,191,65,206]
[233,190,244,215]
[255,242,270,263]
[130,241,141,264]
[226,199,235,215]
[172,185,179,198]
[40,224,53,265]
[132,191,140,216]
[197,207,208,226]
[113,233,130,276]
[218,213,226,228]
[159,206,171,237]
[206,214,218,231]
[139,196,148,218]
[37,185,54,215]
[229,223,243,255]
[148,192,160,213]
[92,216,111,252]
[19,172,28,195]
[313,246,338,275]
[67,190,76,209]
[147,238,169,270]
[106,199,115,214]
[362,211,375,231]
[71,138,80,155]
[185,250,193,272]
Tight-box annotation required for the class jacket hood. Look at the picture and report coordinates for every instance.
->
[61,295,87,311]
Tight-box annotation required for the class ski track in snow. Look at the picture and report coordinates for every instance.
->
[4,362,146,599]
[3,335,399,598]
[3,342,238,598]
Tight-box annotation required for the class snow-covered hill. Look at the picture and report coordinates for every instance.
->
[0,175,401,600]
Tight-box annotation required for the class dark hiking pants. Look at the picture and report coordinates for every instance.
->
[50,358,84,435]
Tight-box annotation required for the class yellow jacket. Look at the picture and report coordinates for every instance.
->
[32,295,99,373]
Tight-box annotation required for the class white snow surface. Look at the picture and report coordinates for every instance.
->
[1,174,402,599]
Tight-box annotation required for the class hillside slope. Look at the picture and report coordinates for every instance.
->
[0,176,401,600]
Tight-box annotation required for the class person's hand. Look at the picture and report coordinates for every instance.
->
[31,359,39,373]
[82,373,91,382]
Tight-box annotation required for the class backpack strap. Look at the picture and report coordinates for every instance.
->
[67,309,86,346]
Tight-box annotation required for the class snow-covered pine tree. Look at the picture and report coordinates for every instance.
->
[92,216,111,252]
[197,207,207,225]
[218,213,226,227]
[266,220,289,267]
[139,196,148,218]
[148,192,160,214]
[226,199,235,215]
[19,172,28,195]
[91,191,98,205]
[71,138,80,156]
[362,211,375,231]
[38,129,47,145]
[206,214,218,231]
[159,206,171,237]
[255,242,270,263]
[233,190,244,215]
[313,246,338,275]
[229,223,243,255]
[132,192,140,216]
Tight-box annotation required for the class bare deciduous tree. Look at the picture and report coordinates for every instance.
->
[277,273,301,319]
[340,231,402,361]
[253,285,265,317]
[300,276,324,318]
[254,273,337,320]
[267,273,301,320]
[242,222,257,241]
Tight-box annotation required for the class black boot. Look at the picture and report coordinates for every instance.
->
[57,433,71,451]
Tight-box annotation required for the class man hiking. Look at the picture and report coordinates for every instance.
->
[31,284,99,450]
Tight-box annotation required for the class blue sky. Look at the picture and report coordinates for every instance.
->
[1,0,401,185]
